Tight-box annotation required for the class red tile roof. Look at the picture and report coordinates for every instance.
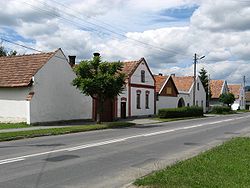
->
[121,58,142,77]
[210,80,224,99]
[228,84,241,99]
[172,76,194,92]
[246,91,250,102]
[154,75,169,92]
[0,51,57,87]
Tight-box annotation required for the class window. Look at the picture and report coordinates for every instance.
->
[187,103,190,107]
[196,100,198,106]
[201,100,203,107]
[166,87,172,95]
[197,82,199,91]
[145,91,150,109]
[141,70,145,83]
[136,90,141,109]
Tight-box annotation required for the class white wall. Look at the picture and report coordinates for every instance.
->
[156,96,178,113]
[0,87,30,122]
[29,50,92,124]
[130,60,154,86]
[177,77,206,112]
[131,87,155,116]
[117,84,129,118]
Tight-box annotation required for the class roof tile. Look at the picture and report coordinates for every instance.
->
[210,80,224,99]
[228,84,241,99]
[172,76,194,92]
[0,51,56,87]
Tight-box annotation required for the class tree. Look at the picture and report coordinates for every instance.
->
[0,46,17,57]
[72,53,126,123]
[199,67,211,106]
[219,93,235,107]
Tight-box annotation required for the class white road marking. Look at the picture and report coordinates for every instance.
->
[0,115,248,165]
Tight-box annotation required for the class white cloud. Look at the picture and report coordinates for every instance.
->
[1,0,250,85]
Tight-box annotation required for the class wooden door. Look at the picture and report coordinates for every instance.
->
[121,102,126,119]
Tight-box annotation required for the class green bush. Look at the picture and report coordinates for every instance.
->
[158,106,203,118]
[210,106,232,114]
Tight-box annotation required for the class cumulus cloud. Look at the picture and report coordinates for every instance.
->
[1,0,250,85]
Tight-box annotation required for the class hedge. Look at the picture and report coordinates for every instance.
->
[158,106,203,118]
[210,106,232,114]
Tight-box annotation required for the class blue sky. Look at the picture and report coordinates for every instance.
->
[0,0,250,85]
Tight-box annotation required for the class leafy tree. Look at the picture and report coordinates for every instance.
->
[199,67,211,106]
[219,93,235,107]
[0,46,17,57]
[72,53,126,123]
[0,46,7,56]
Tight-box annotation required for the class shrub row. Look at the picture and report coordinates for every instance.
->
[210,106,232,114]
[158,106,203,118]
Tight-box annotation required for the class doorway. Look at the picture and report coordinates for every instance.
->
[121,102,126,119]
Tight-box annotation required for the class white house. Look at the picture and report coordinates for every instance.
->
[117,58,156,118]
[172,76,206,112]
[154,74,179,113]
[228,84,241,110]
[209,79,228,106]
[0,48,92,124]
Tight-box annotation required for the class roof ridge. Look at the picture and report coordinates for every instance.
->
[0,49,57,59]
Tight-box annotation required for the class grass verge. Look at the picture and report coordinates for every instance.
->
[134,137,250,188]
[0,122,30,130]
[154,116,204,122]
[0,122,135,142]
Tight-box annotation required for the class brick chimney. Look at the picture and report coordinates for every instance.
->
[93,52,100,57]
[68,55,76,67]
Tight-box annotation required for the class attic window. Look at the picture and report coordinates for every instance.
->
[141,70,145,83]
[197,82,200,91]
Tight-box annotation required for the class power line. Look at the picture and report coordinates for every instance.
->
[21,0,191,59]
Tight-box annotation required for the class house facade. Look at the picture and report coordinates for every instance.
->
[0,49,92,124]
[154,74,179,113]
[172,76,206,112]
[209,80,228,106]
[228,84,241,110]
[117,58,156,118]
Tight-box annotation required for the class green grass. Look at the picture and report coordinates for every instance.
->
[134,137,250,188]
[0,122,30,130]
[0,122,135,142]
[154,116,204,122]
[237,109,250,113]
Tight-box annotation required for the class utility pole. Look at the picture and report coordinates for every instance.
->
[207,74,210,110]
[243,75,246,109]
[193,54,197,106]
[193,53,205,106]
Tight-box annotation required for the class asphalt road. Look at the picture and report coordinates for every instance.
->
[0,113,250,188]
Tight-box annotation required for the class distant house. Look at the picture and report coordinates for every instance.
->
[209,80,228,106]
[154,74,179,112]
[92,57,156,121]
[228,84,241,110]
[172,76,206,112]
[245,91,250,110]
[0,49,92,124]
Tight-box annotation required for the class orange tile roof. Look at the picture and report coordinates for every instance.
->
[121,58,142,77]
[210,80,224,99]
[0,51,56,87]
[172,76,194,92]
[228,84,241,99]
[246,91,250,102]
[154,75,169,92]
